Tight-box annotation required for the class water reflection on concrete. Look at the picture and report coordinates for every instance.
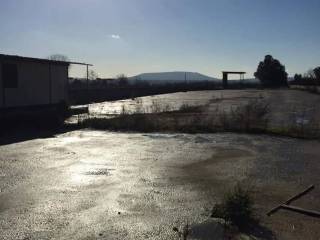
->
[1,130,320,239]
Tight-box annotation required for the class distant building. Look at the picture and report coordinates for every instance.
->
[0,54,90,119]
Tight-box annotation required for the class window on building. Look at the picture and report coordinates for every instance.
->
[2,63,18,88]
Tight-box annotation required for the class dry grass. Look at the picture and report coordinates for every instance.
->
[211,185,255,231]
[77,97,320,138]
[79,99,271,134]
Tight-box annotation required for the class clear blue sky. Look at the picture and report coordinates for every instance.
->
[1,0,320,79]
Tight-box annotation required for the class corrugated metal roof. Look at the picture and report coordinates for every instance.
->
[0,53,92,66]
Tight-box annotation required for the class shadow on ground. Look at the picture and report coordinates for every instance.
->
[244,221,277,240]
[0,125,77,146]
[190,219,276,240]
[189,219,224,240]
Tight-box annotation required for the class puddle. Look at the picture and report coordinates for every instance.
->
[84,168,114,176]
[195,136,210,143]
[143,134,180,139]
[295,117,310,125]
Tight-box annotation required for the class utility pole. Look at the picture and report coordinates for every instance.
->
[184,72,187,91]
[86,64,89,106]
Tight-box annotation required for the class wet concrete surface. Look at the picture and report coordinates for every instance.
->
[1,130,320,239]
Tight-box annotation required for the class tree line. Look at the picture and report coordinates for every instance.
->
[292,67,320,86]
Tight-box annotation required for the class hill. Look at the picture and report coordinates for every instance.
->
[129,71,220,84]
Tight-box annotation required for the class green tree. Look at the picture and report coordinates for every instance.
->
[314,67,320,81]
[294,74,302,82]
[254,55,288,87]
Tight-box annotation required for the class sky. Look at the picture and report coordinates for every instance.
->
[1,0,320,79]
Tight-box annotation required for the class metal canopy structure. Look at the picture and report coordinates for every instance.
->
[222,71,246,88]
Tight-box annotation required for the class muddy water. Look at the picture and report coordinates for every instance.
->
[0,130,319,239]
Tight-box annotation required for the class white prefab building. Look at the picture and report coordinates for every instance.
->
[0,54,71,110]
[0,54,90,113]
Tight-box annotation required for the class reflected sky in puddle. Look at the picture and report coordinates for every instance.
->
[84,168,113,176]
[81,92,207,116]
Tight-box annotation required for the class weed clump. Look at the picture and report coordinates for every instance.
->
[211,185,255,230]
[228,99,270,132]
[178,103,201,113]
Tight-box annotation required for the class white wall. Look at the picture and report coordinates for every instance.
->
[0,60,68,108]
[5,61,50,107]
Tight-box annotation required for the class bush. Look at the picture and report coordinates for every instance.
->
[211,185,255,230]
[179,103,201,113]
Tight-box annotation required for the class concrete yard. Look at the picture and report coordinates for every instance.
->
[1,90,320,239]
[1,130,320,239]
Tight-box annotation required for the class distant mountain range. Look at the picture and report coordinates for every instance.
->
[71,71,260,85]
[128,71,261,85]
[129,71,220,84]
